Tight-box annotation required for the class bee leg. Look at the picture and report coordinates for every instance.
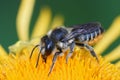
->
[76,43,99,62]
[30,45,40,59]
[36,47,44,67]
[35,50,41,67]
[48,49,62,76]
[84,43,99,62]
[66,42,75,63]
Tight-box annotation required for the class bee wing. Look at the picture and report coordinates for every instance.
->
[61,28,86,42]
[62,22,102,42]
[71,22,101,33]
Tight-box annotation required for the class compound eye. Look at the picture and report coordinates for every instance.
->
[40,40,45,48]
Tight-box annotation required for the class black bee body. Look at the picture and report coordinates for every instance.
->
[49,27,68,44]
[30,22,104,76]
[62,22,104,43]
[40,35,55,62]
[30,27,69,64]
[72,23,104,43]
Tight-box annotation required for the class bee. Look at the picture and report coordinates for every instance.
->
[30,22,104,76]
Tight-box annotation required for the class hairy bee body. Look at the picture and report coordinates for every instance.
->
[49,27,68,43]
[30,22,104,76]
[75,25,104,43]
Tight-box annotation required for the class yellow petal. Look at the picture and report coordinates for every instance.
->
[115,61,120,69]
[31,6,51,38]
[0,45,8,59]
[0,47,120,80]
[16,0,35,41]
[30,37,40,45]
[104,45,120,62]
[8,41,33,55]
[50,14,64,29]
[94,16,120,54]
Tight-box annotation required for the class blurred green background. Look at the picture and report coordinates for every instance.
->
[0,0,120,54]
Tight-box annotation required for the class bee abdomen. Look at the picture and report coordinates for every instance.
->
[83,27,104,42]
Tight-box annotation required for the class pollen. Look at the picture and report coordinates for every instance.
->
[0,46,120,80]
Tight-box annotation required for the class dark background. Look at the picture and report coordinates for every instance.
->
[0,0,120,54]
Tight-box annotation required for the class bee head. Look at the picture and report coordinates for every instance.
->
[40,35,55,62]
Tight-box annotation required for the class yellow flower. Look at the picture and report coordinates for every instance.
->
[0,47,120,80]
[0,0,120,80]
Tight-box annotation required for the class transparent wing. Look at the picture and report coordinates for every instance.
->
[62,22,102,41]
